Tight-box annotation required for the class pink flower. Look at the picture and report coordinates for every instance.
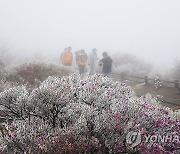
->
[139,143,148,152]
[37,136,45,142]
[83,143,89,149]
[114,144,124,151]
[81,80,86,86]
[124,105,129,109]
[91,83,96,90]
[113,111,121,119]
[11,133,17,138]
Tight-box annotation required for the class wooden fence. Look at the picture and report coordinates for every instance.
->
[111,72,180,92]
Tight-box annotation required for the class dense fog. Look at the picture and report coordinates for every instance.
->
[0,0,180,69]
[1,1,180,153]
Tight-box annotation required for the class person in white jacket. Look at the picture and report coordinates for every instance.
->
[89,48,98,74]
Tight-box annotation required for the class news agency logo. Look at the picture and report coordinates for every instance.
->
[126,131,142,148]
[126,131,180,148]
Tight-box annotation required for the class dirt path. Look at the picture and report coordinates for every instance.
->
[112,78,180,109]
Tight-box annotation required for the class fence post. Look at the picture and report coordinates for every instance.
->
[175,80,179,89]
[145,76,148,85]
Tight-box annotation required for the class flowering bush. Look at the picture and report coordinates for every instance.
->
[5,62,72,86]
[0,86,29,120]
[0,74,180,154]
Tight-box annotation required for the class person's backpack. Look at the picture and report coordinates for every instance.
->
[61,51,73,66]
[76,53,88,66]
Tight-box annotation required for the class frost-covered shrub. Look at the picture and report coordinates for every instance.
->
[0,117,102,154]
[5,62,72,86]
[0,86,29,120]
[28,74,134,128]
[0,80,16,93]
[28,76,79,128]
[0,74,179,154]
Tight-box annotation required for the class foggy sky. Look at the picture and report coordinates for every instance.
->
[0,0,180,68]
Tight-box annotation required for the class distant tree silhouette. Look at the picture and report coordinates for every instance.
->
[112,53,153,76]
[172,59,180,80]
[0,42,10,79]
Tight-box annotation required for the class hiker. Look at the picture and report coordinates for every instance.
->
[76,50,88,74]
[99,52,113,77]
[60,47,73,66]
[89,48,98,74]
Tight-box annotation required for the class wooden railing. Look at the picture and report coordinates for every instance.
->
[171,106,180,111]
[111,72,180,91]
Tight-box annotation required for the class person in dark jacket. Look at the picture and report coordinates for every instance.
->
[99,52,112,77]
